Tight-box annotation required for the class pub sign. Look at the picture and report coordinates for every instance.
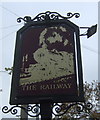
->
[10,11,84,104]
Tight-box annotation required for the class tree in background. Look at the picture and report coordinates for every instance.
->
[55,80,100,120]
[5,67,28,120]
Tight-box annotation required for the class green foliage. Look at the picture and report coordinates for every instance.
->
[60,80,100,119]
[5,67,13,75]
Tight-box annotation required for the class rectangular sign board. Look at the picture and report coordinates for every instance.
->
[10,19,84,104]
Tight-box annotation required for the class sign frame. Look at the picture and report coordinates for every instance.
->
[10,16,84,105]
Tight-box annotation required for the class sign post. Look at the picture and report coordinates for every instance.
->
[40,100,52,120]
[3,11,89,119]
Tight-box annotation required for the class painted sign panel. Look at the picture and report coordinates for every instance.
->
[10,20,84,104]
[19,25,77,96]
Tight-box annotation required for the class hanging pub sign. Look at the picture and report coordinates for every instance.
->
[10,11,84,105]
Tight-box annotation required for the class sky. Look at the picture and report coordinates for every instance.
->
[0,0,99,119]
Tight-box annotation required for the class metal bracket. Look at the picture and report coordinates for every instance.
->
[79,24,97,38]
[17,11,80,23]
[2,102,93,118]
[52,102,93,116]
[2,104,40,117]
[79,27,89,36]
